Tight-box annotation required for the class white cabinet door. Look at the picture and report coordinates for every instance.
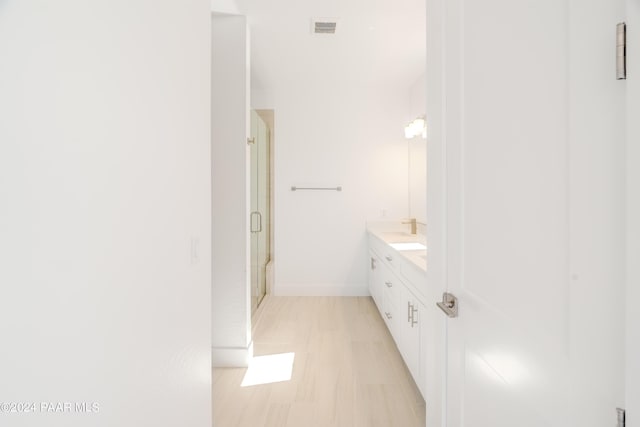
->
[428,0,627,426]
[401,287,422,390]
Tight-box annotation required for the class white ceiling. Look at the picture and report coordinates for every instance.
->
[235,0,426,93]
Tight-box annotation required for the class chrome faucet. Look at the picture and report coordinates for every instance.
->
[402,218,417,234]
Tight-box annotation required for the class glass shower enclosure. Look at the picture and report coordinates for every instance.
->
[249,110,271,313]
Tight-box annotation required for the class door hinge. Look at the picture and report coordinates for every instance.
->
[617,408,626,427]
[617,22,627,80]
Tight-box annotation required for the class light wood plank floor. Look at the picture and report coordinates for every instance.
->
[213,296,426,427]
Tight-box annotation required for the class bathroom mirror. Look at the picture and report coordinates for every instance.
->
[408,137,427,225]
[407,73,427,227]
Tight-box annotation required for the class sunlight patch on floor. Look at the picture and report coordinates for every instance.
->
[241,352,295,387]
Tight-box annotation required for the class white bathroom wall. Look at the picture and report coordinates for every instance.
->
[269,82,410,296]
[0,1,211,426]
[240,0,423,296]
[409,72,427,117]
[211,15,252,366]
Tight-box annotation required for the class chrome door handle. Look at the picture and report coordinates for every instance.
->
[385,281,393,288]
[436,292,458,318]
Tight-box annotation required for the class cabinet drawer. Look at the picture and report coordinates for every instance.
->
[382,269,402,311]
[382,296,400,344]
[369,234,401,271]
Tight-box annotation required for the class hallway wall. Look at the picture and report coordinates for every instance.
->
[0,1,212,426]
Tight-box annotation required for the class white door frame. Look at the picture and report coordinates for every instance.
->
[626,0,640,423]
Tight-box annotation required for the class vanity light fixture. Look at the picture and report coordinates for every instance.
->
[404,116,427,139]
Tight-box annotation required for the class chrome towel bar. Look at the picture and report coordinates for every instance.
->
[291,186,342,192]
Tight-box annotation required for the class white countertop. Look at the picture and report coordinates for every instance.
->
[366,220,427,272]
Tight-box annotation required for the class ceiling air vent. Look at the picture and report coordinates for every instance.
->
[312,18,338,35]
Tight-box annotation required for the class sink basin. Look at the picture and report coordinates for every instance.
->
[380,231,424,244]
[389,242,427,251]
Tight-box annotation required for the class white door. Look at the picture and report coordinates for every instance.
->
[426,0,626,425]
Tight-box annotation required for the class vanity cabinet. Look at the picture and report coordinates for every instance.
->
[369,251,400,337]
[368,233,427,396]
[381,263,402,339]
[401,286,425,389]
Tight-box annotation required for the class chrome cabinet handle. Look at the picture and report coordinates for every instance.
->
[385,255,393,262]
[436,292,458,318]
[411,306,418,327]
[407,302,412,322]
[385,281,393,288]
[371,257,376,270]
[385,312,392,320]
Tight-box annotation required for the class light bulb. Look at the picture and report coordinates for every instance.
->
[405,126,413,139]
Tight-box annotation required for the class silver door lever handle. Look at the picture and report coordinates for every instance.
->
[437,292,458,318]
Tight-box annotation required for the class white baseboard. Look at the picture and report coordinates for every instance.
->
[274,283,370,297]
[212,341,253,368]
